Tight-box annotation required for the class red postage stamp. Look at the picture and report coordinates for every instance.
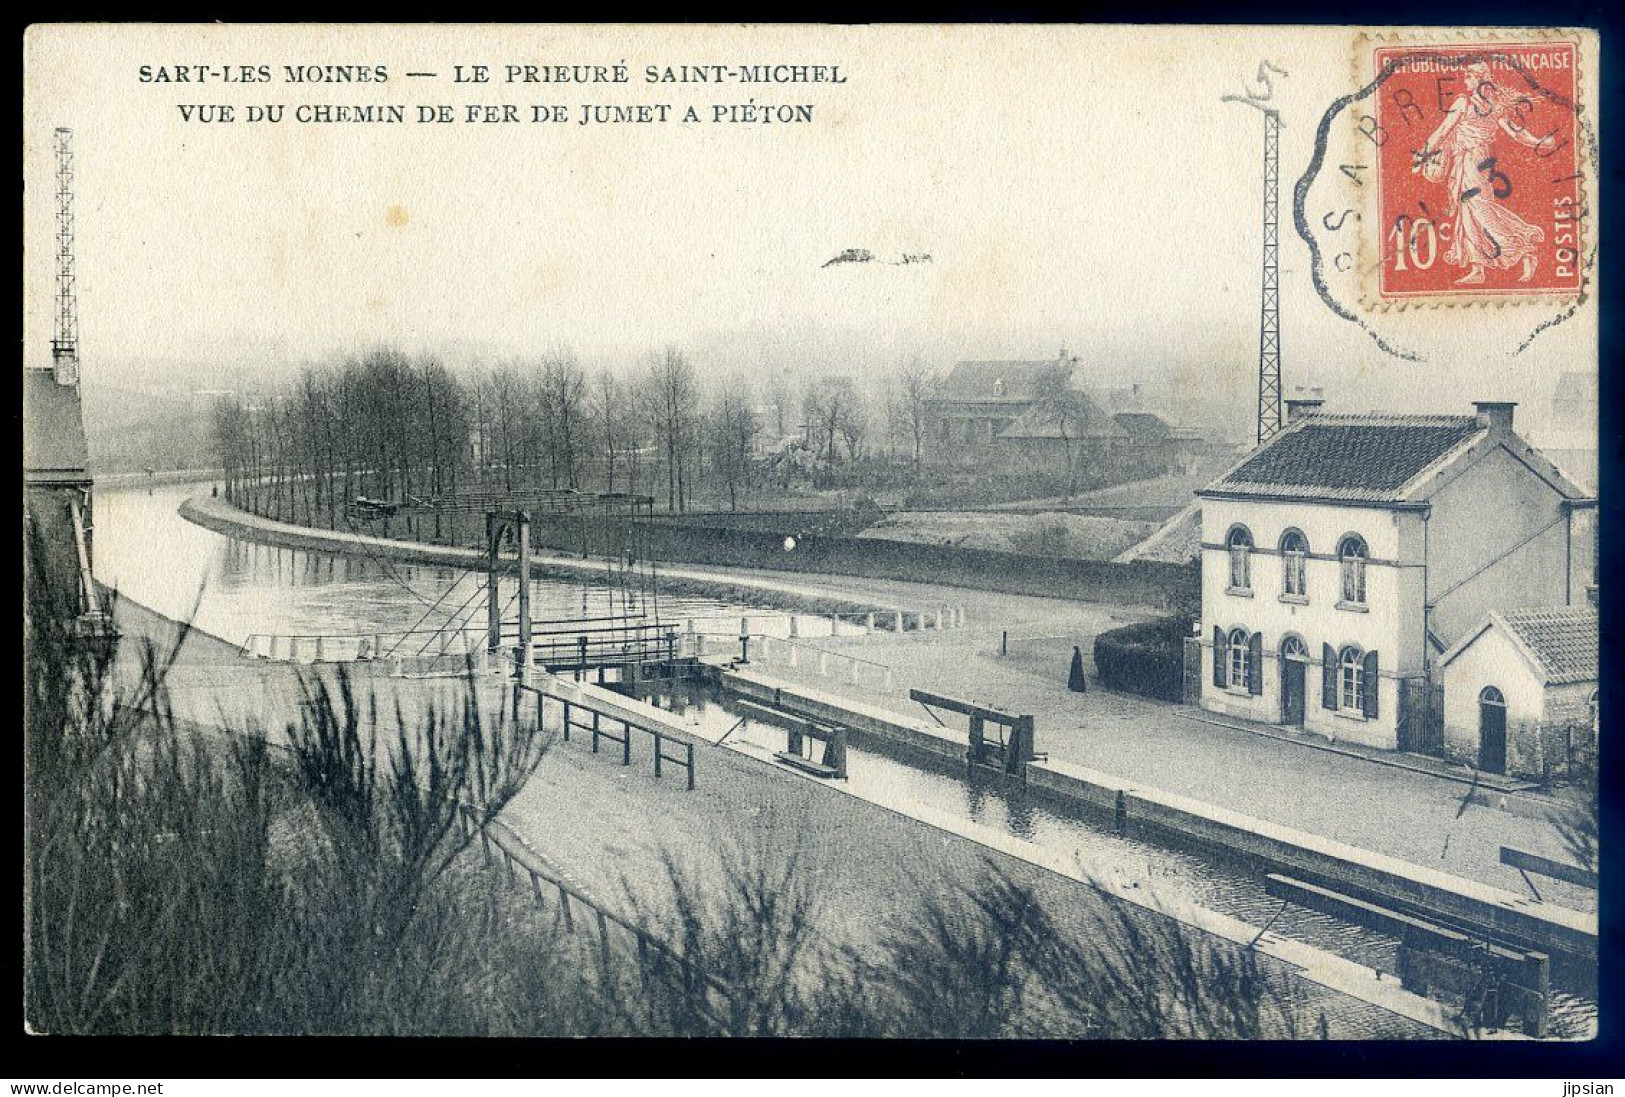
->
[1372,40,1583,301]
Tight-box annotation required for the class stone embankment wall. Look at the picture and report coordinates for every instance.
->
[525,513,1199,610]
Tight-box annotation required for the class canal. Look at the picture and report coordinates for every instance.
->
[94,483,856,649]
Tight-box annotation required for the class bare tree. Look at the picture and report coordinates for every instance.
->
[646,347,698,513]
[708,387,760,512]
[802,376,862,466]
[838,398,869,462]
[889,358,933,476]
[540,351,587,490]
[592,370,625,494]
[1031,366,1090,499]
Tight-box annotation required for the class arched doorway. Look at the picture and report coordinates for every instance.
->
[1478,686,1508,774]
[1279,635,1308,726]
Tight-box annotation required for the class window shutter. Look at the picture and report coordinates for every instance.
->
[1363,649,1380,718]
[1213,626,1228,688]
[1247,631,1264,695]
[1322,643,1338,709]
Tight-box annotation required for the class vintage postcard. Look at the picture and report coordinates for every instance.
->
[22,24,1600,1050]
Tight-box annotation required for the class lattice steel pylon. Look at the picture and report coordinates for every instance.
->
[1255,109,1282,444]
[51,127,80,386]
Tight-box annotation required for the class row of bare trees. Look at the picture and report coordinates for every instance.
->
[213,347,943,524]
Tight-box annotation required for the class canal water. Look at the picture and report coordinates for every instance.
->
[94,484,853,649]
[92,482,1597,1039]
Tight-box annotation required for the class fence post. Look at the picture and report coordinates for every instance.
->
[562,700,572,742]
[314,636,326,662]
[530,870,544,906]
[1520,952,1551,1038]
[788,615,799,638]
[653,732,663,779]
[623,719,632,765]
[558,884,574,932]
[686,742,695,790]
[865,612,875,633]
[592,710,601,754]
[597,910,612,980]
[894,610,905,633]
[847,657,861,685]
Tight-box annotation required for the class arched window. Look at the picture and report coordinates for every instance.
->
[1280,529,1309,597]
[1281,634,1308,660]
[1227,525,1254,591]
[1338,534,1368,605]
[1480,685,1506,706]
[1339,645,1366,711]
[1229,627,1250,686]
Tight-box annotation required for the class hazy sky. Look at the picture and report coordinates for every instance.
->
[23,24,1599,434]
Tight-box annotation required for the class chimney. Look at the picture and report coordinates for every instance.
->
[1285,397,1325,422]
[1474,401,1517,432]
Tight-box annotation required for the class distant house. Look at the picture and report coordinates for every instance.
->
[23,364,96,614]
[921,355,1072,462]
[1436,606,1598,778]
[1195,398,1595,755]
[921,353,1193,487]
[1530,370,1598,492]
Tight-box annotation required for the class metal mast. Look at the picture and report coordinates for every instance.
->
[1255,109,1282,443]
[52,127,80,386]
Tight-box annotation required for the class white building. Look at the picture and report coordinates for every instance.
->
[1195,399,1595,754]
[1436,606,1598,778]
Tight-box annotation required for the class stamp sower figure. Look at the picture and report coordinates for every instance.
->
[1414,61,1547,285]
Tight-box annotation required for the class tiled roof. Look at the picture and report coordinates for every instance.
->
[1200,414,1483,503]
[1502,607,1598,685]
[934,359,1070,403]
[23,368,91,482]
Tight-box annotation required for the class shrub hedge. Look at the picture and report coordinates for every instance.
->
[1093,616,1189,702]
